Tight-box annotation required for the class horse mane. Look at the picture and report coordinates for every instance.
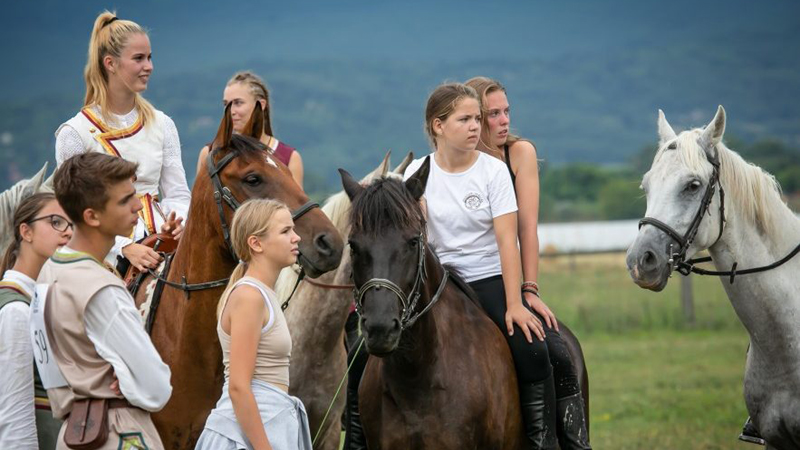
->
[214,134,271,160]
[350,177,426,236]
[655,128,795,236]
[442,263,482,308]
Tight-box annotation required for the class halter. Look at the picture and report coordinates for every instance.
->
[638,147,726,276]
[352,232,449,330]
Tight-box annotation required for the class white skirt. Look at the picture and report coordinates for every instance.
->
[195,379,312,450]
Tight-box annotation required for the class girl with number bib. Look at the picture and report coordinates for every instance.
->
[0,193,72,450]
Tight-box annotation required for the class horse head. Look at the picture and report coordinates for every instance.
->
[627,106,728,291]
[339,157,430,355]
[198,103,344,277]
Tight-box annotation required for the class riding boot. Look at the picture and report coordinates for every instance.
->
[738,417,766,446]
[556,393,592,450]
[519,375,558,450]
[344,381,367,450]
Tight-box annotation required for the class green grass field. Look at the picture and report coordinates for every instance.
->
[541,253,755,449]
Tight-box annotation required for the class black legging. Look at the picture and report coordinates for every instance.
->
[471,275,580,398]
[469,275,552,384]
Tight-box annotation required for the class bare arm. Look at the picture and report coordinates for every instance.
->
[510,142,557,329]
[226,286,273,450]
[494,212,544,342]
[288,151,304,189]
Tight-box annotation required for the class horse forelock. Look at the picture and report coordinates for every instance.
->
[653,128,791,237]
[350,177,425,237]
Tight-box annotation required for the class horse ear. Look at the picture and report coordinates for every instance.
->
[393,151,414,175]
[212,103,234,150]
[361,151,391,183]
[404,155,430,201]
[657,109,677,145]
[23,163,49,197]
[700,105,726,158]
[340,168,365,201]
[243,103,264,141]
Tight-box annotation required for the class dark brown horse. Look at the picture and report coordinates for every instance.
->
[340,159,588,449]
[134,104,344,449]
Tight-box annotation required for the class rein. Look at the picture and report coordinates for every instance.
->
[638,147,800,283]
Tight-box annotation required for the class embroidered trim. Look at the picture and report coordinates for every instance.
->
[118,432,149,450]
[81,108,145,158]
[0,281,29,298]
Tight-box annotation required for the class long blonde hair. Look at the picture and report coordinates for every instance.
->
[465,76,531,156]
[227,71,274,137]
[84,11,156,127]
[216,199,289,318]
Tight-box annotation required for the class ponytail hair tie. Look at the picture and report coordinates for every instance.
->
[103,17,119,28]
[239,259,246,265]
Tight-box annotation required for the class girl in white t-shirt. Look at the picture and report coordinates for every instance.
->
[403,83,557,449]
[466,77,591,449]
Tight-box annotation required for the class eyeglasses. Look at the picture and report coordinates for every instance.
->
[28,214,74,232]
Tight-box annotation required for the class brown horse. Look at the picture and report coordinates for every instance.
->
[275,151,414,450]
[340,159,588,449]
[134,104,344,449]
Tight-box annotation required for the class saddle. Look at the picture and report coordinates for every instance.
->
[124,233,178,334]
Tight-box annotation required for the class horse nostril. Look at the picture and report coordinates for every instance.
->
[392,319,401,331]
[314,233,333,257]
[641,250,657,271]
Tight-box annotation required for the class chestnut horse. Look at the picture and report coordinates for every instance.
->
[339,160,588,449]
[134,104,344,449]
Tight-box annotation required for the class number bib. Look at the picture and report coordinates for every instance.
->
[29,284,68,389]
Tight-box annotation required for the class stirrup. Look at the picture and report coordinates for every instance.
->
[738,417,766,446]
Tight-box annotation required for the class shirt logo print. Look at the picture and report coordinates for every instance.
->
[463,192,484,210]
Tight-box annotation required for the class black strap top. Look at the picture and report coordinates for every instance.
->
[503,144,517,194]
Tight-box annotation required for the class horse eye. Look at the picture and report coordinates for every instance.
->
[244,175,261,186]
[408,237,419,248]
[685,180,702,192]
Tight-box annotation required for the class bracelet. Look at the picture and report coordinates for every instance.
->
[521,281,539,292]
[522,288,540,298]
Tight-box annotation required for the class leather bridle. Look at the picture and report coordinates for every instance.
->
[352,232,449,330]
[637,147,800,283]
[638,149,725,276]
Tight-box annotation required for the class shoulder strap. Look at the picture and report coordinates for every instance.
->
[504,145,517,193]
[236,279,276,332]
[0,285,31,311]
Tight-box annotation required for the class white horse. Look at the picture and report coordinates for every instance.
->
[627,106,800,449]
[276,151,412,450]
[0,163,53,251]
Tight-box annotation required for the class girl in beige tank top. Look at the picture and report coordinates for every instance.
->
[197,199,312,450]
[217,276,292,390]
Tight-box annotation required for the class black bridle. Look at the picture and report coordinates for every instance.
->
[144,148,319,298]
[352,232,449,330]
[639,150,726,277]
[638,147,800,283]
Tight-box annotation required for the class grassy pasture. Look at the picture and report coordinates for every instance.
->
[542,253,754,449]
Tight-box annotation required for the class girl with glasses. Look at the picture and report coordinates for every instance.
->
[0,193,72,449]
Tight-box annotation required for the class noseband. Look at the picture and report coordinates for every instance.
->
[352,232,449,330]
[638,149,725,276]
[206,149,319,259]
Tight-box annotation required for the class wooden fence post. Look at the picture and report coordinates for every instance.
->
[680,274,695,327]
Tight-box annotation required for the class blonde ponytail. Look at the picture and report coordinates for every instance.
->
[216,199,289,319]
[84,11,155,127]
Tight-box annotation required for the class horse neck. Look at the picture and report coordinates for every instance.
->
[171,185,237,283]
[385,252,447,378]
[709,197,800,360]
